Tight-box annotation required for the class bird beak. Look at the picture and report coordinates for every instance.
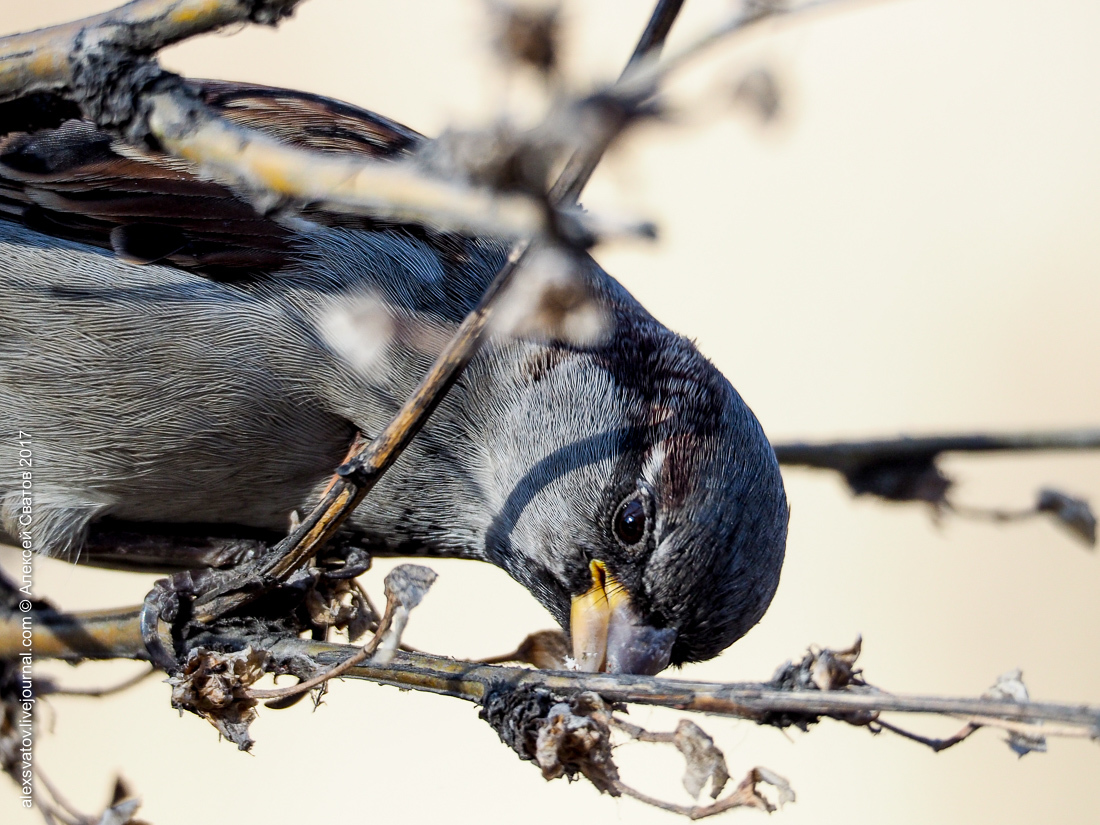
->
[569,560,675,675]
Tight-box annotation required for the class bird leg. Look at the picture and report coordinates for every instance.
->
[85,523,275,668]
[140,567,208,671]
[126,526,375,673]
[82,520,274,574]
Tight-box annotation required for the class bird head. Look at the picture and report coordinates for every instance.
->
[477,270,788,675]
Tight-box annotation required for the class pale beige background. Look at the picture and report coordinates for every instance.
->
[1,1,1099,823]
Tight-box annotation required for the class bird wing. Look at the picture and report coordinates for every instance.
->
[0,80,424,280]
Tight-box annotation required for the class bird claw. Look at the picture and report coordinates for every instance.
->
[140,569,211,673]
[316,544,372,581]
[139,541,375,673]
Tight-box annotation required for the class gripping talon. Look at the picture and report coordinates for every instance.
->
[140,571,204,672]
[140,584,178,672]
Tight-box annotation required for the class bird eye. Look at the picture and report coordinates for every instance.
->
[613,496,647,546]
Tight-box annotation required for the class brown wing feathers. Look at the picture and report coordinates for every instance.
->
[0,81,424,278]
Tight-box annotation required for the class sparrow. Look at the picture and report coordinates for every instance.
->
[0,81,788,675]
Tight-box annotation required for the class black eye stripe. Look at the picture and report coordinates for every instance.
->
[614,496,646,546]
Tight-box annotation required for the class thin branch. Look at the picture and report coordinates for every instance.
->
[246,620,389,702]
[551,0,686,205]
[292,640,1100,733]
[773,429,1100,470]
[624,0,687,70]
[614,778,772,820]
[870,718,979,752]
[40,666,157,698]
[615,0,884,100]
[33,770,90,825]
[2,606,147,662]
[954,714,1080,743]
[7,607,1099,737]
[948,503,1037,523]
[771,430,1099,544]
[0,0,304,101]
[144,88,556,239]
[245,561,432,701]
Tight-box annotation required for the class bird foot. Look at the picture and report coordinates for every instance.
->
[138,538,375,673]
[140,568,213,672]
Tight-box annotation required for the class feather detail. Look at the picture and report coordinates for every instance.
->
[0,80,424,280]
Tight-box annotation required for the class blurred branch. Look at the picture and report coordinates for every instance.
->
[0,0,303,101]
[38,666,156,699]
[774,429,1100,545]
[551,0,684,204]
[144,89,553,238]
[773,429,1100,470]
[34,770,141,825]
[624,0,687,68]
[0,0,638,243]
[549,0,887,201]
[612,0,868,104]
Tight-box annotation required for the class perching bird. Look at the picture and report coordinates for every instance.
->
[0,82,788,675]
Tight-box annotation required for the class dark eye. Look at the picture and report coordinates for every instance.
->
[614,496,647,546]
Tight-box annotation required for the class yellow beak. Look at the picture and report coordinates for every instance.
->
[569,560,627,672]
[569,560,675,675]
